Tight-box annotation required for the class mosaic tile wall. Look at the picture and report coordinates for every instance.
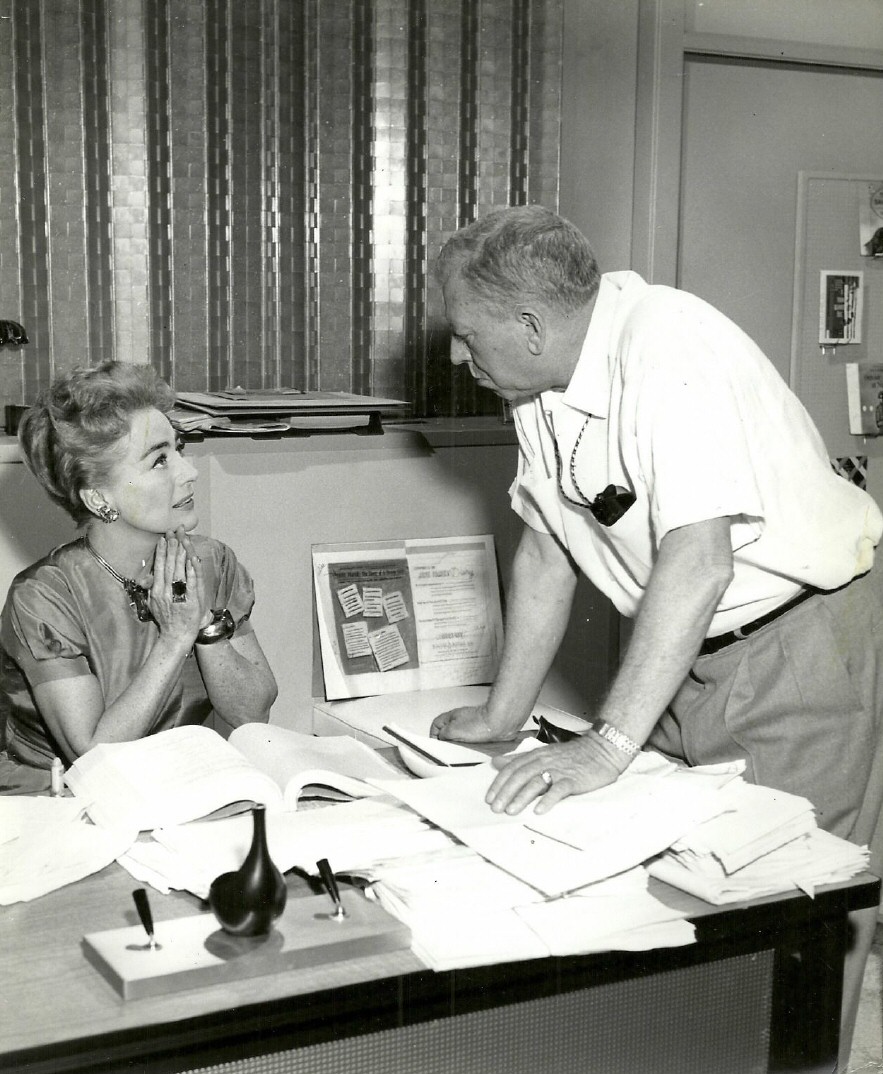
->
[0,0,563,418]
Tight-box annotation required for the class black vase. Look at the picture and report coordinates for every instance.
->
[208,804,287,936]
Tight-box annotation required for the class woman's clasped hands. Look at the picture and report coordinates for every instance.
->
[147,527,210,643]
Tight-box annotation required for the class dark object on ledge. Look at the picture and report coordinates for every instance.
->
[4,404,29,436]
[2,321,29,437]
[0,320,28,347]
[208,804,287,936]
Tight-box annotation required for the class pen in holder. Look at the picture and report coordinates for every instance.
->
[128,887,162,951]
[316,858,347,921]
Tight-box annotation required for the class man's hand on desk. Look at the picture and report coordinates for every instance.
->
[430,703,521,744]
[486,733,632,816]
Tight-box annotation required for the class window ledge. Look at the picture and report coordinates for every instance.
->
[0,417,519,465]
[387,416,518,448]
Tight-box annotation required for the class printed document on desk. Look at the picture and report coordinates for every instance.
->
[313,536,504,699]
[370,750,741,896]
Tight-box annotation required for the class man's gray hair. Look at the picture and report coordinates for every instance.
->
[436,205,600,313]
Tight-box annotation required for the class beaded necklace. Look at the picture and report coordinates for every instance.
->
[551,415,595,508]
[83,538,153,622]
[550,415,636,526]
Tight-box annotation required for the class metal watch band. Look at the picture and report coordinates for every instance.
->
[195,608,235,645]
[595,721,640,757]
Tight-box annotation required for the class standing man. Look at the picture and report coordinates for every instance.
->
[430,205,883,1067]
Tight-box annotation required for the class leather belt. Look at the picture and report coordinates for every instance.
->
[700,586,818,657]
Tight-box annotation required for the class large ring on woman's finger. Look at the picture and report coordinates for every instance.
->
[540,770,553,787]
[172,579,187,603]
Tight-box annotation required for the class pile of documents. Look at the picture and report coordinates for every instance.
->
[647,780,869,903]
[114,742,868,970]
[366,747,746,897]
[1,732,870,976]
[119,796,451,899]
[364,849,695,970]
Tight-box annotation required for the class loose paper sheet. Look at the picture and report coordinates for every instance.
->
[313,536,504,699]
[369,751,743,897]
[0,797,135,904]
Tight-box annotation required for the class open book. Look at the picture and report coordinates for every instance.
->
[65,724,407,833]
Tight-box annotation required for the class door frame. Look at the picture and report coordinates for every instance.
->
[631,0,883,286]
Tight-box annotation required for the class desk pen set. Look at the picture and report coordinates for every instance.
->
[82,805,408,999]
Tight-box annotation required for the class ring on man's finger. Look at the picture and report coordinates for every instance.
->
[172,579,187,603]
[540,770,553,787]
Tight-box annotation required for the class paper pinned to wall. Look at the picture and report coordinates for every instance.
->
[312,536,504,700]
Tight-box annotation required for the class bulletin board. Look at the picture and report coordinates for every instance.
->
[790,172,883,460]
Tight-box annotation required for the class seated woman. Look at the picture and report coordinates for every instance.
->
[0,361,278,792]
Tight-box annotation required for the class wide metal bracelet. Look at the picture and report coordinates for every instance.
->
[195,608,235,645]
[595,721,641,757]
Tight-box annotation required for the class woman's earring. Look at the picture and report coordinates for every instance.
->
[97,504,120,524]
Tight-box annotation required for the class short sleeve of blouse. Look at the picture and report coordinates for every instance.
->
[199,538,256,632]
[1,573,92,684]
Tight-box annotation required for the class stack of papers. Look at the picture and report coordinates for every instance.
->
[647,781,869,903]
[367,850,694,970]
[0,797,135,904]
[7,728,870,978]
[367,749,745,897]
[168,407,216,432]
[120,797,451,899]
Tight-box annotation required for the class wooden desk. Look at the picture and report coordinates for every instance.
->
[0,864,878,1074]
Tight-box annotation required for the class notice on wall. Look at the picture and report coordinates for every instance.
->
[312,536,504,700]
[846,363,883,436]
[819,269,863,345]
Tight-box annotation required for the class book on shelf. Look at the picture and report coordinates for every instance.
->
[64,723,406,833]
[845,363,883,436]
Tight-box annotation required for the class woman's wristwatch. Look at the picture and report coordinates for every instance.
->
[195,609,235,645]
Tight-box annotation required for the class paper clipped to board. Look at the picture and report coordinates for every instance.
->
[312,535,505,700]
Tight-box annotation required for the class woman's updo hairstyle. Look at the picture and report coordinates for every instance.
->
[18,361,175,525]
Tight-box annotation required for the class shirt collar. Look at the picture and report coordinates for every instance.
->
[557,271,644,419]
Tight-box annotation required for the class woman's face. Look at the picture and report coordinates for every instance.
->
[97,408,199,534]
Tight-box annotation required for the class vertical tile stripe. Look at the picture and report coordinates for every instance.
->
[510,0,531,206]
[351,0,374,396]
[405,0,428,413]
[228,2,265,390]
[303,0,321,390]
[81,0,115,367]
[145,0,174,382]
[277,0,307,390]
[527,0,562,210]
[457,0,480,231]
[14,0,51,399]
[206,0,231,389]
[262,0,280,387]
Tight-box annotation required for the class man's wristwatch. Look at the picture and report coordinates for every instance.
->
[594,721,641,758]
[195,608,235,645]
